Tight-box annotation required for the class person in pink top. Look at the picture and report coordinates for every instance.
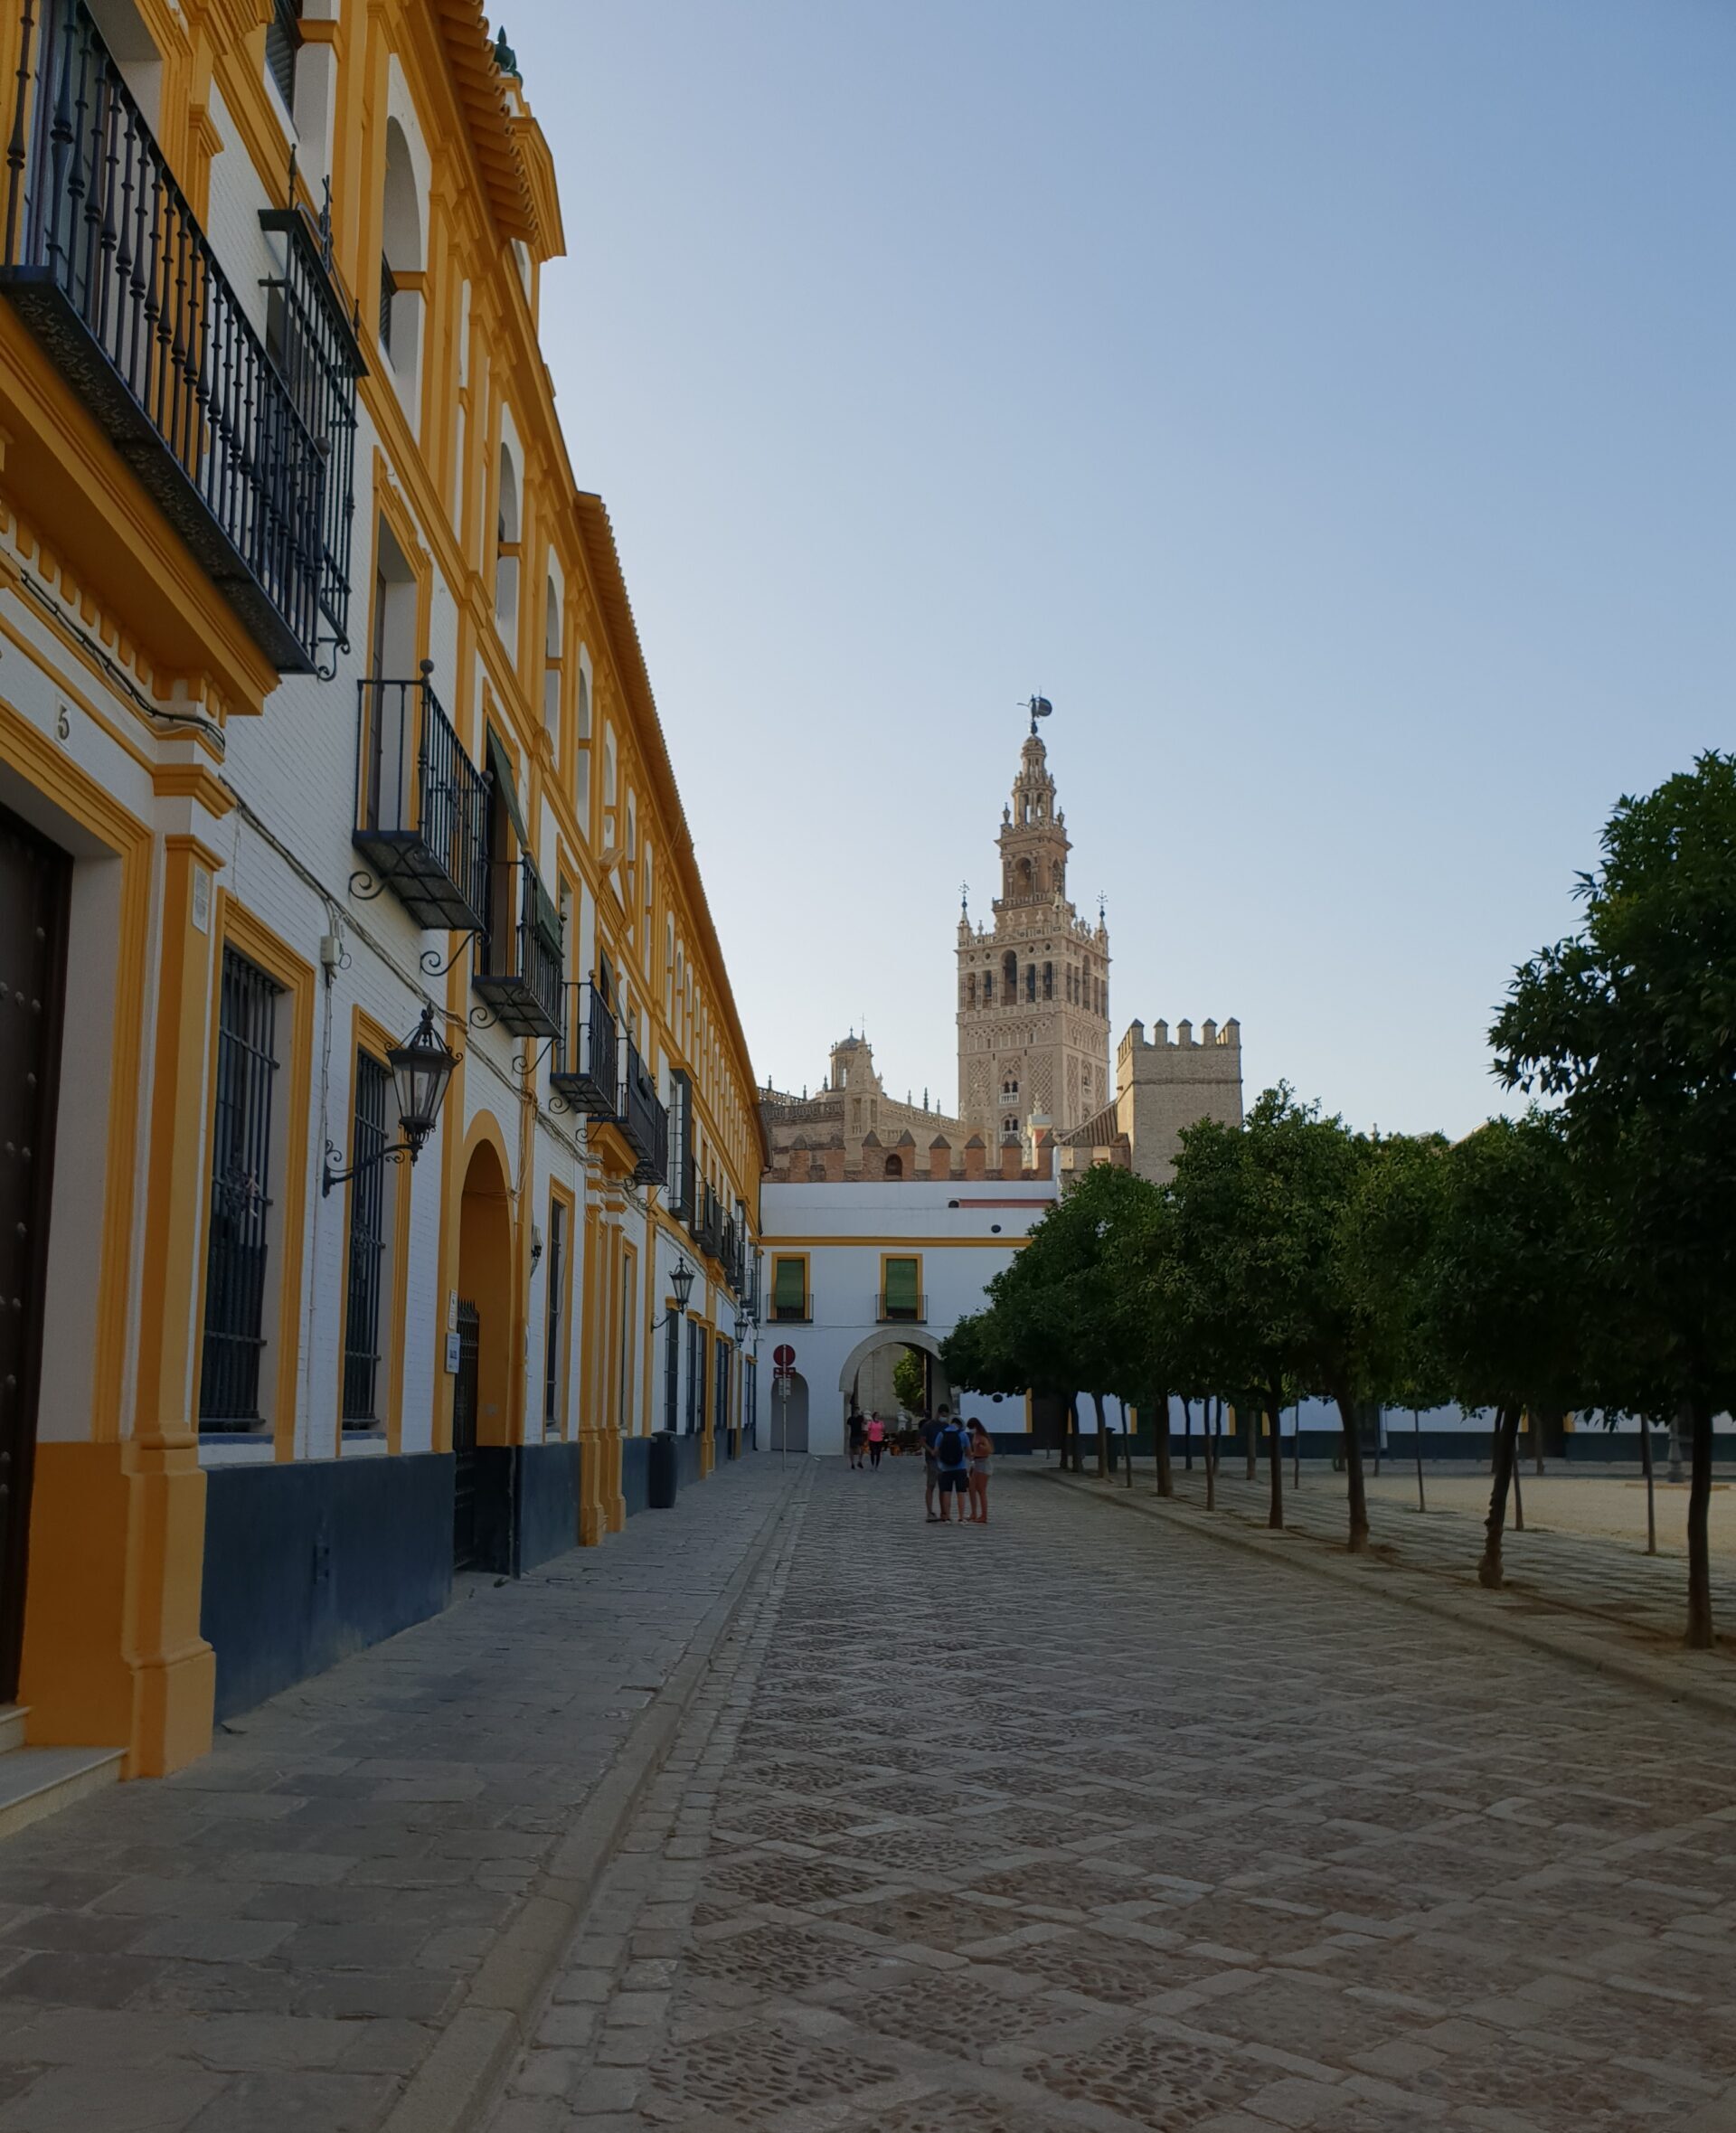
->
[865,1412,887,1469]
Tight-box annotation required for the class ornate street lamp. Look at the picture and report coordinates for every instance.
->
[651,1256,695,1331]
[322,1006,459,1196]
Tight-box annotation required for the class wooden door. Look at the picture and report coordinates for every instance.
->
[0,803,70,1702]
[451,1299,480,1571]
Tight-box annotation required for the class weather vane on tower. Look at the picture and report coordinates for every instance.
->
[1024,694,1052,738]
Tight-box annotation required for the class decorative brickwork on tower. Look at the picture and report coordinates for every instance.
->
[956,731,1110,1142]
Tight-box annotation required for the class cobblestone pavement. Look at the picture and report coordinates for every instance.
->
[490,1460,1736,2133]
[1123,1460,1736,1656]
[0,1459,796,2132]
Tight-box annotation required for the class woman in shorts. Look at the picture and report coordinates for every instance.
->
[967,1419,993,1523]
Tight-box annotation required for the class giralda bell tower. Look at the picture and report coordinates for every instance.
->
[956,701,1111,1143]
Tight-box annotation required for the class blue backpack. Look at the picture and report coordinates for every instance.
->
[937,1422,967,1469]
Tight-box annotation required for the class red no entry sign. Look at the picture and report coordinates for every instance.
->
[773,1343,796,1369]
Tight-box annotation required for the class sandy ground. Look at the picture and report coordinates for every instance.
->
[1362,1467,1736,1558]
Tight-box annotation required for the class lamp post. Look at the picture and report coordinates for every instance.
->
[650,1256,696,1333]
[322,1006,459,1195]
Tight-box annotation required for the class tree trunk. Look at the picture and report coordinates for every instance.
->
[1686,1394,1714,1651]
[1478,1402,1523,1588]
[1204,1395,1217,1511]
[1153,1392,1174,1497]
[1244,1398,1257,1480]
[1182,1397,1193,1471]
[1638,1414,1656,1556]
[1335,1385,1370,1553]
[1092,1392,1109,1479]
[1065,1395,1080,1473]
[1668,1402,1687,1485]
[1265,1382,1285,1529]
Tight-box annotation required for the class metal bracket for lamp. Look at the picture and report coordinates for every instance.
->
[347,868,388,903]
[319,1006,461,1197]
[650,1255,697,1331]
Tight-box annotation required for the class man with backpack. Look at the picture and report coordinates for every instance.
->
[930,1410,971,1524]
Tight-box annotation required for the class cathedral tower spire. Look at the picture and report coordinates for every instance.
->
[956,713,1110,1140]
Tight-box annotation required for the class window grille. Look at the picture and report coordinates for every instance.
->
[713,1339,731,1434]
[685,1319,704,1433]
[342,1052,389,1428]
[770,1257,807,1322]
[542,1198,565,1431]
[664,1311,680,1432]
[378,256,396,356]
[265,0,301,109]
[201,951,281,1430]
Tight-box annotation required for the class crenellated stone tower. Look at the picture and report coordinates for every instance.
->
[956,725,1111,1141]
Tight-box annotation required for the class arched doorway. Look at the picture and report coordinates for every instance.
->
[456,1134,513,1571]
[836,1329,951,1451]
[769,1370,808,1454]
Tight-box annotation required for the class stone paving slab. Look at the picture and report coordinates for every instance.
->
[488,1458,1736,2133]
[1060,1462,1736,1717]
[0,1460,800,2132]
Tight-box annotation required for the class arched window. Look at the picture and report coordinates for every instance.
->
[1001,1075,1018,1098]
[1003,950,1017,994]
[542,577,561,750]
[966,973,976,1009]
[1024,964,1036,1002]
[983,971,994,1005]
[1043,961,1053,999]
[883,1154,903,1178]
[1003,1115,1018,1136]
[380,120,422,387]
[574,656,592,824]
[495,447,520,638]
[1018,856,1033,895]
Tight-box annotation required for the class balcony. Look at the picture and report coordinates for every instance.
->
[472,861,562,1038]
[876,1291,928,1324]
[550,980,618,1118]
[693,1184,723,1260]
[1,0,360,672]
[353,668,488,930]
[618,1040,668,1186]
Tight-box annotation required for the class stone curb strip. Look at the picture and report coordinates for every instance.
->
[376,1464,814,2133]
[1046,1469,1736,1723]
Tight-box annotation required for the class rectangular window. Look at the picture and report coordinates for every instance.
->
[882,1256,920,1322]
[342,1051,390,1429]
[685,1317,703,1432]
[265,0,301,109]
[201,950,282,1430]
[714,1339,731,1435]
[542,1197,566,1433]
[664,1309,680,1432]
[770,1255,807,1322]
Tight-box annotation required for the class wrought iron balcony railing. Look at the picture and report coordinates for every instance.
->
[550,980,618,1118]
[473,859,562,1038]
[876,1291,928,1324]
[353,666,489,931]
[1,0,360,674]
[618,1040,668,1187]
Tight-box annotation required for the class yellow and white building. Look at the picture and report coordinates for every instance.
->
[0,0,762,1789]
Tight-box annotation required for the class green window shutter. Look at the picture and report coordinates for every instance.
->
[772,1259,806,1315]
[883,1258,920,1314]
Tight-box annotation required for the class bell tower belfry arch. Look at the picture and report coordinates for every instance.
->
[956,703,1110,1142]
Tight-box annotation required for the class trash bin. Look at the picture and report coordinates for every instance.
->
[648,1431,679,1511]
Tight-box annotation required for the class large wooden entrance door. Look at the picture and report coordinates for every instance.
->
[451,1300,480,1571]
[0,803,70,1704]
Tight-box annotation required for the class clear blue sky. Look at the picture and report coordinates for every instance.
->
[524,1,1733,1137]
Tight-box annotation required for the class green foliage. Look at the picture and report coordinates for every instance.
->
[891,1348,927,1414]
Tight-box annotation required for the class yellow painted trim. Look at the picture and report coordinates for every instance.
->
[150,763,235,816]
[546,1178,576,1440]
[767,1251,810,1324]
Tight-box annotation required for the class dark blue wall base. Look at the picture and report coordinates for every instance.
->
[675,1433,704,1488]
[202,1453,454,1723]
[621,1437,651,1518]
[472,1441,581,1575]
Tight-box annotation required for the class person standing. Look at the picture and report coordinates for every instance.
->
[866,1412,887,1469]
[920,1411,943,1522]
[932,1411,971,1523]
[847,1409,867,1470]
[967,1419,993,1523]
